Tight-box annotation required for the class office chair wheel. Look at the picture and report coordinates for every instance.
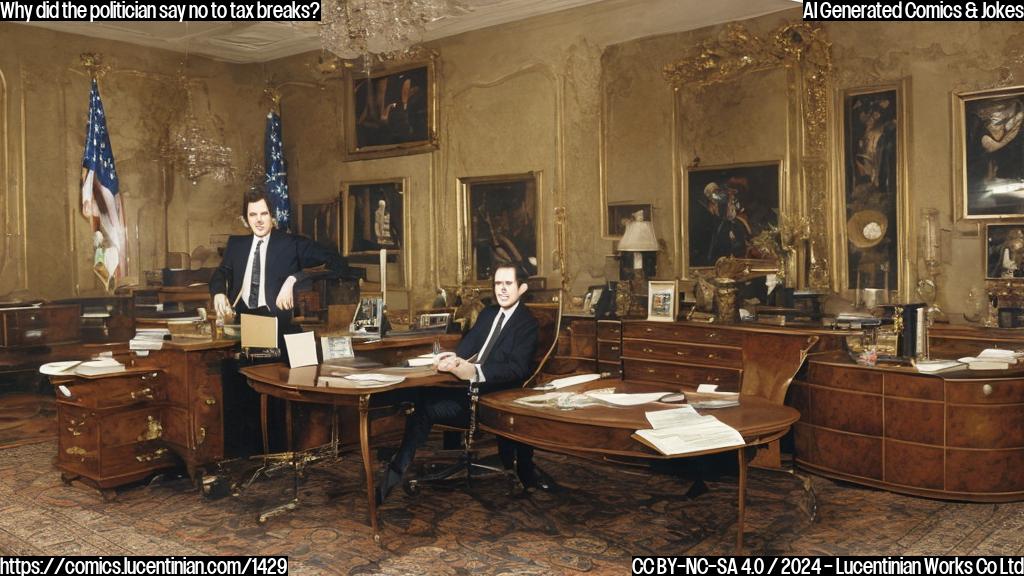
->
[403,479,420,496]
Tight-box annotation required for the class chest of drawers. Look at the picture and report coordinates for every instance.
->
[1,304,80,348]
[55,368,174,495]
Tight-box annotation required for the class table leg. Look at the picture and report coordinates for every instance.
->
[359,394,380,544]
[736,447,747,553]
[260,393,269,459]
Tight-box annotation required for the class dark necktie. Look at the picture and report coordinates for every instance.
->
[477,312,505,364]
[248,240,263,309]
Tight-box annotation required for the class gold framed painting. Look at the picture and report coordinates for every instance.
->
[342,179,405,256]
[684,161,781,273]
[647,280,678,322]
[458,172,540,285]
[954,85,1024,220]
[344,58,438,160]
[836,83,908,295]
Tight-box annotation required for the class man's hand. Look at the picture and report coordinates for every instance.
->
[213,293,232,319]
[275,276,297,310]
[435,353,477,380]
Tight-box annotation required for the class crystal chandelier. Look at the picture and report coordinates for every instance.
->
[319,0,467,63]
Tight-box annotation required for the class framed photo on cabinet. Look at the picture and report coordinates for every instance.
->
[985,223,1024,279]
[606,203,652,238]
[647,280,678,322]
[345,58,437,160]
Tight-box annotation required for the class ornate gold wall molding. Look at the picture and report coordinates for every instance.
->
[664,22,835,290]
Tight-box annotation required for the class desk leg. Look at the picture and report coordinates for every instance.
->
[736,447,747,553]
[359,394,380,544]
[260,393,270,459]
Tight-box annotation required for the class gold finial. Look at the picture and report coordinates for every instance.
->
[80,53,107,80]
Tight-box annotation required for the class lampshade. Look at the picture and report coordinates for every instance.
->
[619,221,659,252]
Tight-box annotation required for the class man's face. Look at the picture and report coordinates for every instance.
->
[493,267,527,309]
[247,199,272,238]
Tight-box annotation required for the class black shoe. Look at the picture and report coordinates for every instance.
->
[518,465,560,493]
[376,465,403,506]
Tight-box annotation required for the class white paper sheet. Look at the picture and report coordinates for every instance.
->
[284,331,318,368]
[584,392,674,406]
[645,406,700,429]
[635,416,745,455]
[537,373,603,390]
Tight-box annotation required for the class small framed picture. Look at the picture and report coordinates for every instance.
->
[350,296,384,333]
[985,223,1024,279]
[417,312,451,330]
[647,280,679,322]
[584,284,604,316]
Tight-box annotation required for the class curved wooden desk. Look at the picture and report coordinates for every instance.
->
[792,351,1024,502]
[476,379,799,551]
[239,362,458,542]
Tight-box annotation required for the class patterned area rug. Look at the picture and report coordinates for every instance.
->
[0,441,1023,575]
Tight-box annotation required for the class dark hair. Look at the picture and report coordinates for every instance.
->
[493,264,530,287]
[241,188,274,220]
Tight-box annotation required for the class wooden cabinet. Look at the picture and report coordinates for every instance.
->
[55,368,174,493]
[792,351,1024,501]
[620,320,744,392]
[1,304,80,348]
[545,314,598,375]
[929,323,1024,358]
[56,296,134,343]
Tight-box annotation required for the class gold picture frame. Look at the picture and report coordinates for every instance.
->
[647,280,678,322]
[344,57,438,160]
[953,85,1024,220]
[458,172,541,286]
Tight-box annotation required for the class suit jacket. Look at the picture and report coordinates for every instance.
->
[209,229,353,315]
[456,303,538,392]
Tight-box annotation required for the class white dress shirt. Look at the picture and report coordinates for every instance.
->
[239,234,269,308]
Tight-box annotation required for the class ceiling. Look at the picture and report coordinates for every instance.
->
[21,0,798,64]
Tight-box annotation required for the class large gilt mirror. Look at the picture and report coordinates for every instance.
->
[663,22,833,292]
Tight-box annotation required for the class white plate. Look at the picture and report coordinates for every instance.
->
[39,361,82,376]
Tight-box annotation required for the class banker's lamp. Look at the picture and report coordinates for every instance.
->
[618,211,659,280]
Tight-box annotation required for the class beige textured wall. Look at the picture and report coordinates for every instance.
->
[5,12,1024,319]
[0,23,263,299]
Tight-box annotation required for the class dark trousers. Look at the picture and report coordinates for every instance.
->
[390,387,534,480]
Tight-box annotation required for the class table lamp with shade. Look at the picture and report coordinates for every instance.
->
[617,210,659,316]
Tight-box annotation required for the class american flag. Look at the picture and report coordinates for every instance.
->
[265,110,290,232]
[81,78,127,284]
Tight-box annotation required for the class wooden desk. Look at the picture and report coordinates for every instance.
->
[792,351,1024,502]
[476,379,799,551]
[239,362,458,542]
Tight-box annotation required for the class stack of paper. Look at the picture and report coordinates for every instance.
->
[635,407,745,456]
[407,353,438,367]
[958,348,1023,370]
[130,328,169,351]
[915,359,965,373]
[318,373,405,388]
[533,373,603,390]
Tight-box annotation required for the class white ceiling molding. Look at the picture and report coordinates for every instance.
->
[19,0,797,64]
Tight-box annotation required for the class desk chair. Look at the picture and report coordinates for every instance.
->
[735,331,822,519]
[404,299,562,494]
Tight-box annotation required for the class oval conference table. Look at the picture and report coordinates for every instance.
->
[476,378,800,552]
[240,364,798,551]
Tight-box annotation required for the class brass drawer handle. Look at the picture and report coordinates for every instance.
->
[647,368,656,374]
[196,426,207,446]
[643,347,654,353]
[205,397,217,405]
[130,387,153,400]
[610,346,620,351]
[707,353,717,359]
[708,332,717,339]
[645,328,653,333]
[983,384,993,396]
[136,448,168,463]
[137,416,163,442]
[676,351,688,356]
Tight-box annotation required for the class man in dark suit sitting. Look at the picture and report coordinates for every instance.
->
[378,263,544,503]
[210,188,355,353]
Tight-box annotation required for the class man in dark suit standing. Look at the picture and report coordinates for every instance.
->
[377,264,542,503]
[210,188,354,353]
